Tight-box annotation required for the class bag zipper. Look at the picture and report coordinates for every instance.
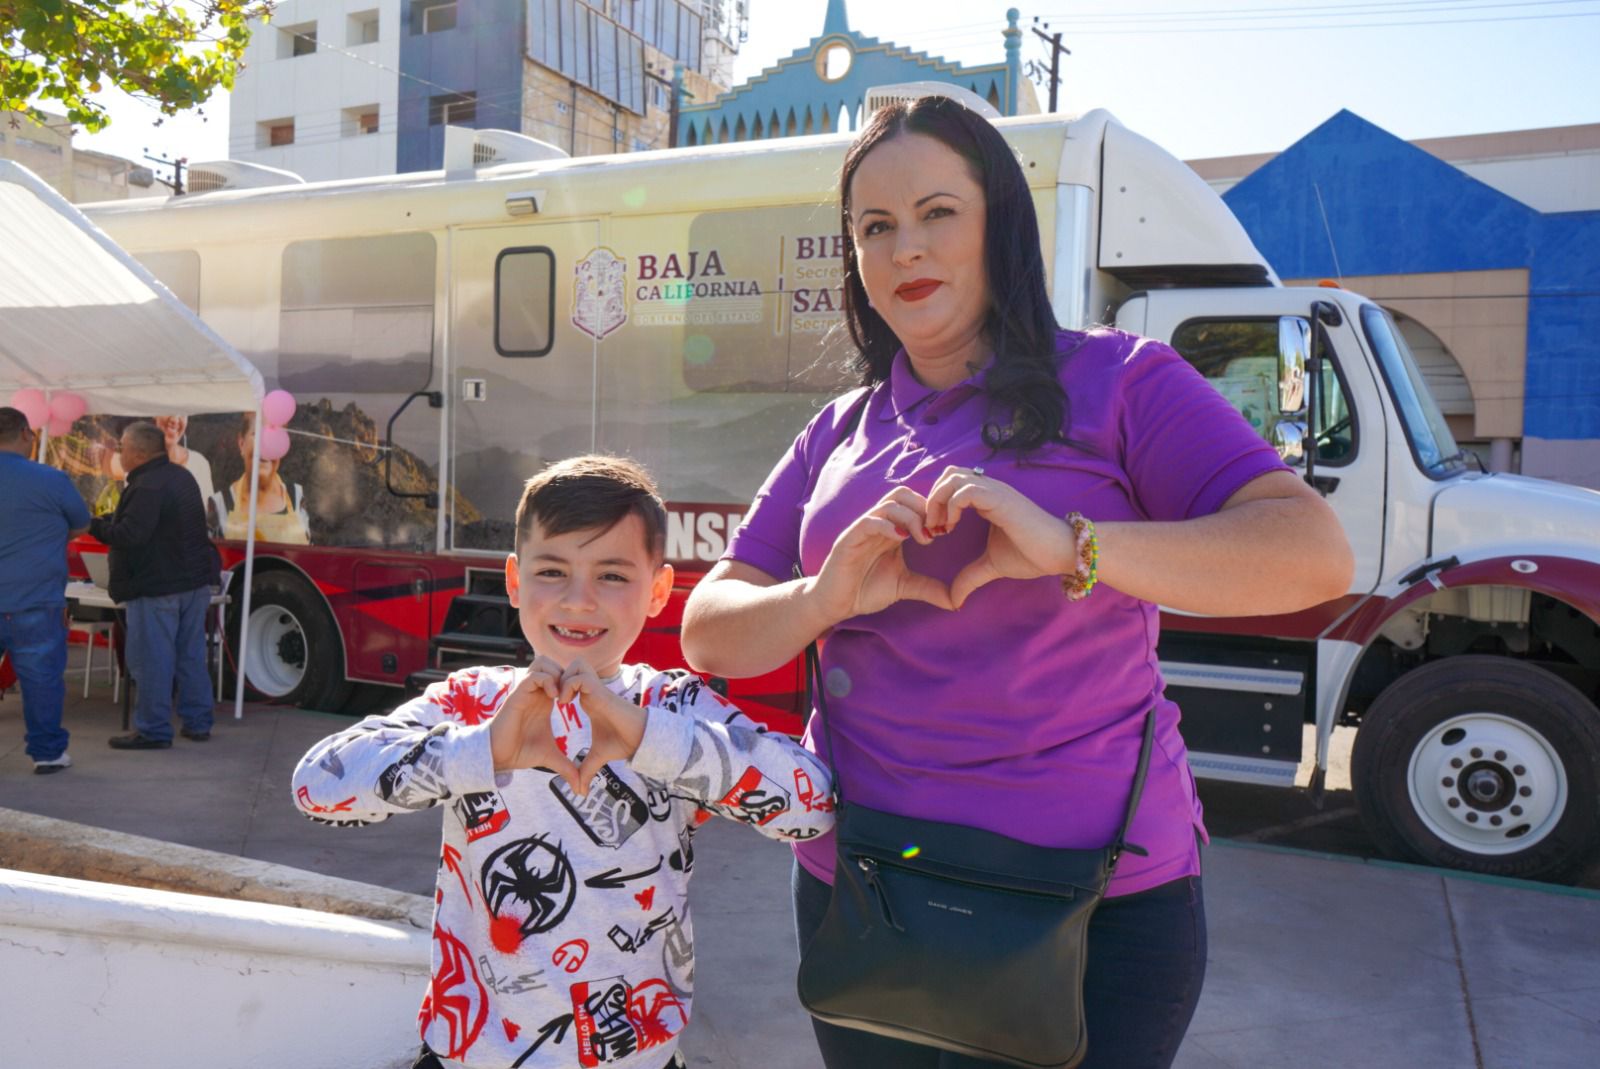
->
[851,849,1085,902]
[857,857,905,931]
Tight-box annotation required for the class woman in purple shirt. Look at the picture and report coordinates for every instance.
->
[682,97,1353,1068]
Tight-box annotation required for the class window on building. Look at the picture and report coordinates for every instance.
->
[259,119,295,148]
[278,21,318,58]
[348,9,380,45]
[429,92,477,126]
[529,0,646,114]
[414,0,457,34]
[16,135,63,155]
[495,248,555,357]
[344,105,381,137]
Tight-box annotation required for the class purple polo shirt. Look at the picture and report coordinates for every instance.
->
[725,330,1289,896]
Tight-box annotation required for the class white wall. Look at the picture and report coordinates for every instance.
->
[229,0,403,181]
[0,868,428,1069]
[1452,153,1600,213]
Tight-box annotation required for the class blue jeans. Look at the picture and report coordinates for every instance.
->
[0,605,69,761]
[793,861,1208,1069]
[124,587,214,741]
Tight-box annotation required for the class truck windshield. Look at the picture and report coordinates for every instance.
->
[1360,304,1465,478]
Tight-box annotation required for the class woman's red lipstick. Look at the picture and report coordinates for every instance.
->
[895,278,942,302]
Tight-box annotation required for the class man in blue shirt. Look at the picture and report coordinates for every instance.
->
[0,406,91,773]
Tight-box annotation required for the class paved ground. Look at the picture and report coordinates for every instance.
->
[3,671,1598,1068]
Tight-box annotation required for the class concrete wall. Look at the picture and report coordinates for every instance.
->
[0,109,157,202]
[0,867,428,1069]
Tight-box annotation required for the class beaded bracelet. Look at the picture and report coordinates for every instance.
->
[1062,512,1099,602]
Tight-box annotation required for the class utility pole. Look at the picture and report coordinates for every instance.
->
[644,62,684,148]
[142,149,187,196]
[1030,17,1071,113]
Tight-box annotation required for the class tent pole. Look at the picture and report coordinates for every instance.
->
[232,408,264,720]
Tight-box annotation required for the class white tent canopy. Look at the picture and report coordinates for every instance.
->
[0,160,263,414]
[0,160,268,721]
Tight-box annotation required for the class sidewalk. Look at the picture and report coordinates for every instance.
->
[2,683,1597,1068]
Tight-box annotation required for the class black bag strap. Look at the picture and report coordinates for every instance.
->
[794,389,871,806]
[804,638,847,804]
[1111,709,1157,866]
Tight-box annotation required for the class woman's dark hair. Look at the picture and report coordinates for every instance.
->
[839,95,1068,450]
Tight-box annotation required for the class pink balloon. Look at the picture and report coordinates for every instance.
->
[261,389,297,427]
[46,415,75,438]
[10,388,49,429]
[49,392,87,424]
[258,425,292,462]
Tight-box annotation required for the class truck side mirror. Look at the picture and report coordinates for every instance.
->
[1277,317,1310,413]
[1272,419,1307,465]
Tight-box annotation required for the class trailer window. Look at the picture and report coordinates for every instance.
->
[279,233,435,393]
[495,248,555,357]
[1171,318,1357,466]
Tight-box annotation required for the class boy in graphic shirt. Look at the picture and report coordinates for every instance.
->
[291,456,834,1069]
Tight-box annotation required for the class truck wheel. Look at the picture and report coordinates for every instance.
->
[231,571,353,712]
[1352,656,1600,882]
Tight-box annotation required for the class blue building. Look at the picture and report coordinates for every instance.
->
[679,0,1037,146]
[1207,112,1600,488]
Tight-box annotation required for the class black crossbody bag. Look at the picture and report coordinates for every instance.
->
[794,584,1155,1069]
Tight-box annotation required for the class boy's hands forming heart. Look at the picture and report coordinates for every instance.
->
[559,657,647,796]
[489,656,581,792]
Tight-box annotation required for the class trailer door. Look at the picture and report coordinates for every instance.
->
[447,222,601,554]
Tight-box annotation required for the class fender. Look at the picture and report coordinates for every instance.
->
[1330,554,1600,649]
[1304,554,1600,779]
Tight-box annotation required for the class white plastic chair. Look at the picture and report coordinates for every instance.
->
[210,570,235,697]
[67,614,120,701]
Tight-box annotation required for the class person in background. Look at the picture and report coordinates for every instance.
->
[91,421,220,749]
[681,96,1355,1068]
[154,413,216,503]
[209,411,310,545]
[0,406,90,773]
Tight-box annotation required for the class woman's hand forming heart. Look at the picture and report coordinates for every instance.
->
[922,465,1077,609]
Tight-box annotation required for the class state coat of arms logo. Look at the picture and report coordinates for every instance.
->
[572,247,628,340]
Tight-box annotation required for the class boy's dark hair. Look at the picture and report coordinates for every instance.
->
[0,407,30,444]
[514,455,667,562]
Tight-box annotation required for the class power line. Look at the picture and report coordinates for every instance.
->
[1058,9,1599,33]
[1035,0,1597,21]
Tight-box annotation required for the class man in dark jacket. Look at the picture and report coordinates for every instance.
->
[91,421,220,749]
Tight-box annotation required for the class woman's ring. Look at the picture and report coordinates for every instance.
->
[972,466,984,476]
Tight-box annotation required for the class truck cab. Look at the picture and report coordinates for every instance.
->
[1123,283,1600,882]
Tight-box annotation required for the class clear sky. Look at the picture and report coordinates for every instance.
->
[73,0,1600,175]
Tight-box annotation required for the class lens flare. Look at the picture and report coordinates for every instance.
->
[900,845,921,859]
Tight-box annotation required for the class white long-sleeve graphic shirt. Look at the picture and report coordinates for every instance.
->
[291,663,834,1069]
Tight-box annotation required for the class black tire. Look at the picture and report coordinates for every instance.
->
[227,570,353,712]
[1351,655,1600,883]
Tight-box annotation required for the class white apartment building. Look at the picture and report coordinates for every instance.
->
[228,0,402,182]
